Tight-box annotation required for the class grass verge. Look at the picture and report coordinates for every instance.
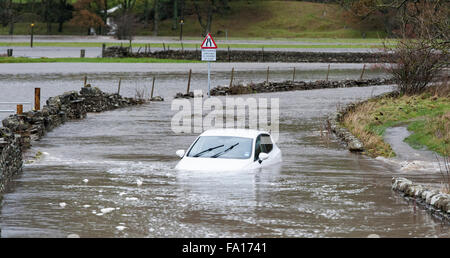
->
[0,42,387,49]
[0,57,199,63]
[341,83,450,157]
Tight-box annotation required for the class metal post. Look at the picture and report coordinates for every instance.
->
[266,66,269,84]
[180,18,184,41]
[30,23,34,48]
[34,88,40,111]
[208,62,211,97]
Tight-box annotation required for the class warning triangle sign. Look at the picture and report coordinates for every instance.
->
[201,33,217,49]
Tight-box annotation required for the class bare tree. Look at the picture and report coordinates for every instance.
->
[115,12,137,40]
[192,0,230,36]
[153,0,159,36]
[382,0,449,94]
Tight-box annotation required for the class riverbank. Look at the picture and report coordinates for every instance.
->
[0,86,145,195]
[337,83,450,158]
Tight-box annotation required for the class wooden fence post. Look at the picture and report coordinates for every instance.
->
[293,67,296,82]
[266,66,270,84]
[80,49,85,58]
[229,67,235,87]
[102,43,106,57]
[262,47,264,62]
[34,88,40,111]
[17,104,23,115]
[360,64,366,80]
[151,77,155,99]
[187,69,192,94]
[326,64,330,82]
[117,78,122,95]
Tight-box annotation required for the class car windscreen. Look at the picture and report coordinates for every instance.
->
[187,136,253,159]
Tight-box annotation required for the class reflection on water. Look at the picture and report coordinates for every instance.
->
[0,63,448,237]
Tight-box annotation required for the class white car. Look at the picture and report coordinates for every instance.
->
[175,129,282,171]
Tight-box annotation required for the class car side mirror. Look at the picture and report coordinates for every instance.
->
[258,152,269,163]
[176,150,185,158]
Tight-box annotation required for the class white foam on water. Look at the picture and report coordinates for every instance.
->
[100,208,115,214]
[375,156,441,172]
[125,197,139,201]
[59,202,67,208]
[116,226,127,231]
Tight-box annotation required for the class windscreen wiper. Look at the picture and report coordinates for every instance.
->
[193,144,224,157]
[211,143,239,158]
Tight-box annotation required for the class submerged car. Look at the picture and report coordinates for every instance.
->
[175,129,282,171]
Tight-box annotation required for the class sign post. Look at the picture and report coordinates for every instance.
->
[201,33,217,97]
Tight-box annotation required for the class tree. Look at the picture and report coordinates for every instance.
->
[382,0,449,94]
[70,0,105,35]
[192,0,230,36]
[56,0,73,33]
[153,0,159,36]
[115,12,137,40]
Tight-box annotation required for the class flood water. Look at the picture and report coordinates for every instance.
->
[0,63,448,237]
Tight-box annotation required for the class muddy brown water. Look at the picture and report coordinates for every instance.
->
[0,63,448,237]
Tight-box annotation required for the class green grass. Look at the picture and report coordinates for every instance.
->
[0,57,199,63]
[2,1,386,39]
[404,113,450,155]
[0,41,387,49]
[155,1,386,39]
[342,91,450,157]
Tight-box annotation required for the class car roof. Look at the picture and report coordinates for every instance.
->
[199,128,270,139]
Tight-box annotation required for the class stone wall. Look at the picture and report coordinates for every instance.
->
[392,177,450,220]
[210,78,395,96]
[0,86,143,195]
[104,46,387,63]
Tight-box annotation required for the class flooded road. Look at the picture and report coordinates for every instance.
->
[0,63,448,237]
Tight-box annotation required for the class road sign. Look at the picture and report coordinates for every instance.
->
[202,49,216,61]
[201,33,217,49]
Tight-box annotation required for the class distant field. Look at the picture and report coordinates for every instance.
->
[2,1,386,39]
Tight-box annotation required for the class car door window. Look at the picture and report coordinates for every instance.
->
[254,135,261,161]
[254,134,273,161]
[260,134,273,153]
